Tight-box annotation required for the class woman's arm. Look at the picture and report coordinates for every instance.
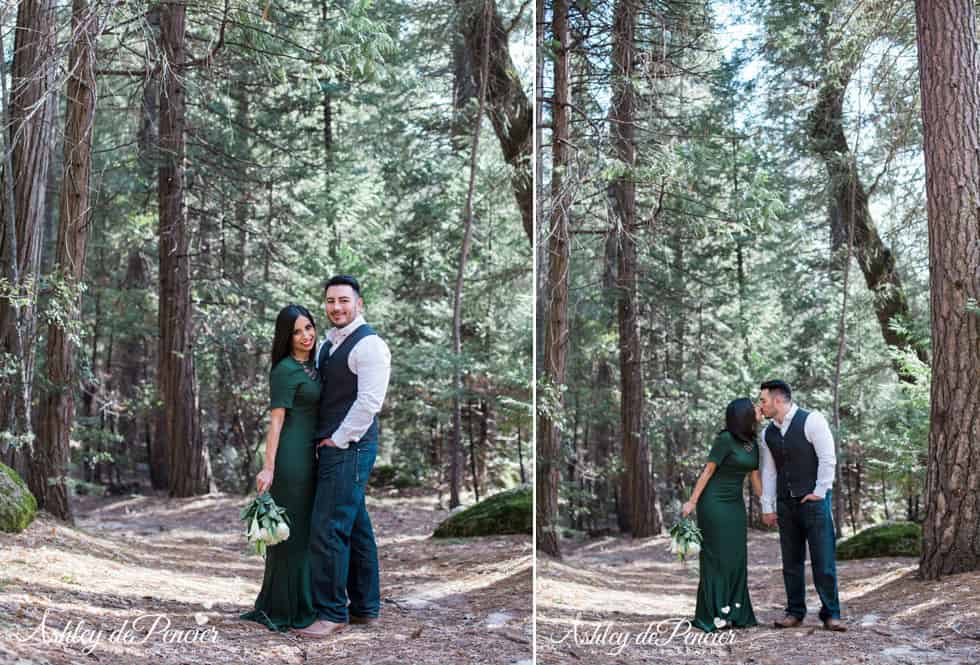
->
[750,469,762,497]
[681,462,717,517]
[256,408,285,493]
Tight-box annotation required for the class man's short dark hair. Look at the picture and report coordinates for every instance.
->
[324,274,361,297]
[760,379,792,402]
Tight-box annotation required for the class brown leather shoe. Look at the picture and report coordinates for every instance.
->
[292,620,346,638]
[822,618,847,632]
[349,615,378,625]
[774,614,803,628]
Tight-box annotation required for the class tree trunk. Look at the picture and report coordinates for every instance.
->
[457,0,532,243]
[610,0,658,538]
[158,0,212,497]
[450,0,492,510]
[32,0,100,522]
[536,0,570,559]
[914,0,980,580]
[809,72,928,381]
[0,0,58,474]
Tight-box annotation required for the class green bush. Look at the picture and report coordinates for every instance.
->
[837,521,921,560]
[369,464,422,489]
[433,486,531,537]
[0,462,37,533]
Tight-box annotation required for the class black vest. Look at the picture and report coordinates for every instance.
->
[314,323,379,444]
[764,408,817,498]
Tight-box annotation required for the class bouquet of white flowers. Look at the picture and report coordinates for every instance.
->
[240,492,291,557]
[668,517,703,562]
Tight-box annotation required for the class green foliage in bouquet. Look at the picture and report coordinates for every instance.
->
[240,492,292,557]
[668,517,703,562]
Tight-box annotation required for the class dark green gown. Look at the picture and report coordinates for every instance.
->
[241,356,320,631]
[692,430,759,632]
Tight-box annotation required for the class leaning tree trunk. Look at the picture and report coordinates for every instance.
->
[158,1,212,497]
[914,0,980,580]
[610,0,658,538]
[536,0,570,560]
[33,0,100,522]
[458,0,532,244]
[809,73,929,380]
[0,0,57,475]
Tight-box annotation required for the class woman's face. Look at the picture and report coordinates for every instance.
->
[292,315,316,356]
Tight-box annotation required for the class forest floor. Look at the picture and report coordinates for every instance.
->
[536,528,980,665]
[0,487,532,665]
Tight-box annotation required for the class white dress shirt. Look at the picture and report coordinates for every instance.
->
[315,315,391,449]
[758,403,836,513]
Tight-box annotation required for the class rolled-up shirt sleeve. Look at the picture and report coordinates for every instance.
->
[806,411,836,498]
[330,335,391,447]
[758,430,778,513]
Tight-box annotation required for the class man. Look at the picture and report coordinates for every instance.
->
[758,379,846,632]
[295,275,391,638]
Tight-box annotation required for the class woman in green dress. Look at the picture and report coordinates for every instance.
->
[241,304,321,632]
[682,398,763,632]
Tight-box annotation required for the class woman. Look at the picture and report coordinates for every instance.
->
[241,304,321,632]
[682,398,763,632]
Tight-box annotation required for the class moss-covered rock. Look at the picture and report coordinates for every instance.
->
[0,462,37,533]
[837,521,921,560]
[433,486,531,537]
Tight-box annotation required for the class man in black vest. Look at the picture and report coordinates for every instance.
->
[758,379,846,632]
[295,275,391,638]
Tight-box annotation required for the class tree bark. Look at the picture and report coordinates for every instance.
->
[809,73,929,380]
[457,0,532,244]
[0,0,58,474]
[158,0,212,497]
[610,0,659,538]
[914,0,980,580]
[536,0,570,559]
[32,0,100,522]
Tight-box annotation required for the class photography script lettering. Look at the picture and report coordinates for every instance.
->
[550,615,736,656]
[12,609,219,654]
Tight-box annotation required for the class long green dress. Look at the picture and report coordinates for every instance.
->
[241,356,320,631]
[692,430,759,632]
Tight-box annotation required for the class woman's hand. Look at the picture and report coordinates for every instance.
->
[754,402,764,422]
[256,468,274,493]
[681,500,696,518]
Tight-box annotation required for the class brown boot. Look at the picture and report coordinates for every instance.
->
[774,614,803,628]
[292,620,346,638]
[822,617,847,632]
[349,615,378,625]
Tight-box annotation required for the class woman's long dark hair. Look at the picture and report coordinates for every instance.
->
[725,398,758,443]
[270,304,316,372]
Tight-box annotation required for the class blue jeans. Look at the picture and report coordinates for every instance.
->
[776,491,841,620]
[309,440,380,623]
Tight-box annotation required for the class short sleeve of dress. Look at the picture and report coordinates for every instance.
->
[707,433,731,466]
[270,361,300,410]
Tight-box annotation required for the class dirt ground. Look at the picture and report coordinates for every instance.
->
[0,487,532,665]
[536,529,980,665]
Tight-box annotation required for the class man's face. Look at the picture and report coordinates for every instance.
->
[324,285,362,328]
[758,389,780,419]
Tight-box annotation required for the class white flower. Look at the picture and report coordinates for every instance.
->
[275,522,290,542]
[721,606,730,614]
[686,543,700,557]
[247,516,259,540]
[714,617,727,629]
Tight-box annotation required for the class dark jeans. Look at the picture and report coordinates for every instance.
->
[776,490,841,621]
[309,440,380,623]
